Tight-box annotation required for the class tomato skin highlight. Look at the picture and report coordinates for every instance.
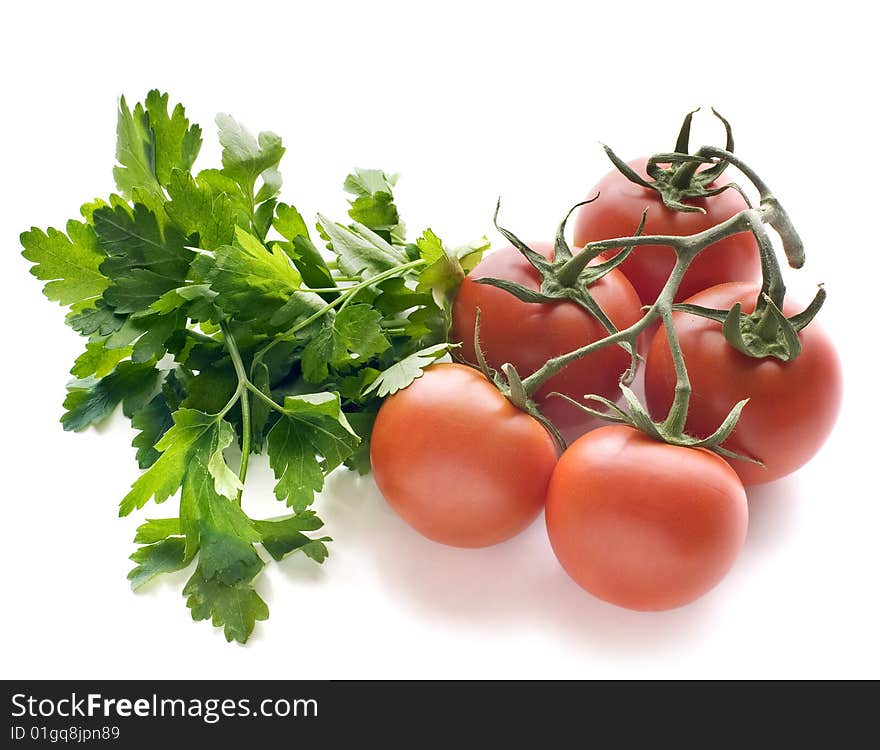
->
[370,363,558,548]
[644,281,843,485]
[451,241,642,443]
[546,425,748,611]
[573,157,760,304]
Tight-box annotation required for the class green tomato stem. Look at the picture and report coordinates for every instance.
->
[670,158,702,189]
[518,172,802,445]
[659,306,691,435]
[520,210,756,398]
[555,246,601,286]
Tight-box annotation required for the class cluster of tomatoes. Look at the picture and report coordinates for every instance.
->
[369,138,842,612]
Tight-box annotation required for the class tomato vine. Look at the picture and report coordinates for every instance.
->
[477,118,827,463]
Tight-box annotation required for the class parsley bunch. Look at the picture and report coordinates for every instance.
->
[21,91,487,643]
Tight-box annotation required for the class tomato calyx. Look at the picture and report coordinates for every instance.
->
[602,108,751,214]
[551,384,761,465]
[673,287,826,362]
[472,199,643,383]
[481,197,640,295]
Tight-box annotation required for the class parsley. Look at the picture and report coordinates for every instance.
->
[20,90,487,643]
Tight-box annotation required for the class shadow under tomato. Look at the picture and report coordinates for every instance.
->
[315,469,725,657]
[741,473,803,556]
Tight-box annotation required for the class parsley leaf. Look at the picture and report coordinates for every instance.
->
[114,90,202,198]
[373,277,433,315]
[143,91,202,186]
[344,168,403,241]
[146,284,219,324]
[70,341,132,379]
[301,304,390,383]
[344,168,398,199]
[273,203,336,296]
[165,169,242,250]
[95,203,194,314]
[364,342,454,398]
[198,523,262,586]
[181,474,266,644]
[66,300,126,336]
[266,393,359,511]
[113,96,156,198]
[130,372,186,469]
[130,311,187,363]
[417,229,489,299]
[253,513,330,562]
[273,202,310,241]
[20,221,108,307]
[119,409,238,516]
[61,362,160,432]
[128,537,190,590]
[334,305,391,361]
[317,215,407,278]
[183,571,268,644]
[133,517,181,544]
[207,227,324,329]
[343,409,379,475]
[216,113,284,196]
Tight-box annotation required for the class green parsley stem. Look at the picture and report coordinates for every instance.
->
[237,393,252,494]
[184,328,220,344]
[213,384,243,422]
[219,322,253,504]
[245,381,288,416]
[251,258,426,368]
[290,259,425,334]
[301,286,356,293]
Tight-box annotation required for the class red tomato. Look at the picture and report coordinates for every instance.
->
[644,282,842,485]
[451,242,642,443]
[546,425,748,610]
[370,363,558,548]
[573,157,760,304]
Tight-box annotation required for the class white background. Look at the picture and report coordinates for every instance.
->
[2,1,878,679]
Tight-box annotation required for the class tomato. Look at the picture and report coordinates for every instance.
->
[370,363,558,548]
[546,425,748,610]
[644,282,842,485]
[573,157,760,304]
[451,242,642,443]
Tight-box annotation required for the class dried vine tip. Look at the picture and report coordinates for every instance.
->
[603,109,741,214]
